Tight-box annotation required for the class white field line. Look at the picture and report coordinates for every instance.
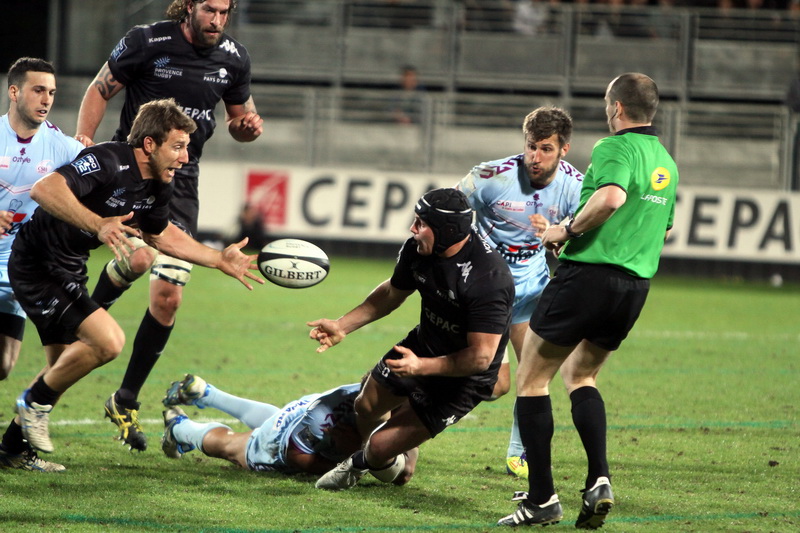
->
[51,417,238,427]
[632,329,800,342]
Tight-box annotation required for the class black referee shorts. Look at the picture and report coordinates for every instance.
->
[530,261,650,351]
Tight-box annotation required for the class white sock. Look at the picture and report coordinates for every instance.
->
[507,400,524,458]
[172,418,228,452]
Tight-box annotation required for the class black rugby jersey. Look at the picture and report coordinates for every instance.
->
[107,20,252,177]
[390,232,514,382]
[12,142,172,280]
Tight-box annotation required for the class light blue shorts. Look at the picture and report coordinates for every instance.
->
[511,274,547,324]
[0,280,25,319]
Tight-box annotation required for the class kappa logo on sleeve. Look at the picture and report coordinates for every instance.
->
[71,153,102,176]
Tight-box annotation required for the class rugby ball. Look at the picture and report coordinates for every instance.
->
[257,239,329,289]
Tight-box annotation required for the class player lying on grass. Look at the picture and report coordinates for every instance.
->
[161,374,418,481]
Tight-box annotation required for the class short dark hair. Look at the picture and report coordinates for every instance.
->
[127,98,197,148]
[7,57,55,89]
[522,106,573,148]
[608,73,659,123]
[166,0,237,22]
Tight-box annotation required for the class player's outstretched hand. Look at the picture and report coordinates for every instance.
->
[218,237,265,290]
[0,210,13,234]
[307,319,346,353]
[385,345,422,377]
[97,212,140,261]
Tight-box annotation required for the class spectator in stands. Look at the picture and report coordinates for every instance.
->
[234,202,268,251]
[512,0,559,36]
[390,65,426,125]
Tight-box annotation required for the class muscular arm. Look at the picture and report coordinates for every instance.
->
[568,184,627,234]
[31,173,105,234]
[225,96,263,142]
[144,225,261,289]
[76,62,126,145]
[541,184,627,249]
[308,279,414,352]
[340,279,413,334]
[30,172,138,258]
[143,223,226,268]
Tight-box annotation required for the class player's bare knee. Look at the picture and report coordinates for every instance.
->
[151,292,182,321]
[95,332,126,364]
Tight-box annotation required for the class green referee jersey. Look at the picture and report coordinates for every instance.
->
[561,127,678,279]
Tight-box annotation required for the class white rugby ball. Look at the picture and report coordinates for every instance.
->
[258,239,330,289]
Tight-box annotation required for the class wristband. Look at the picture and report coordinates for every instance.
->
[565,217,583,239]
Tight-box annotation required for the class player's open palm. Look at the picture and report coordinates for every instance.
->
[219,238,263,290]
[97,212,139,261]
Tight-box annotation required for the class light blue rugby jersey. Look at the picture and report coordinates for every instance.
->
[247,383,359,472]
[457,154,583,286]
[0,115,84,263]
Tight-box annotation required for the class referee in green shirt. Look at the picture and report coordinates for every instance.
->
[498,73,679,529]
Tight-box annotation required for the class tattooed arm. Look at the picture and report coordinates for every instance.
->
[76,62,126,146]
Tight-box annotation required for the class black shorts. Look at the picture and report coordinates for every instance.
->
[370,341,494,438]
[0,313,25,341]
[8,254,99,346]
[170,175,200,236]
[530,261,650,351]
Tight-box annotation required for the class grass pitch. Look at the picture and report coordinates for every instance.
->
[0,249,797,532]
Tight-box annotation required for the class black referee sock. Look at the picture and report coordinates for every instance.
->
[118,309,173,404]
[517,395,555,504]
[1,420,27,455]
[570,386,609,490]
[91,266,128,310]
[28,376,60,407]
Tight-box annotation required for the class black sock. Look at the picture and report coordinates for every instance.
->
[570,386,609,489]
[91,265,128,310]
[117,309,173,404]
[1,420,26,454]
[517,395,555,504]
[351,449,375,470]
[27,376,60,406]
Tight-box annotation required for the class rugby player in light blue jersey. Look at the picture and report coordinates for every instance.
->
[0,58,83,473]
[457,107,582,479]
[161,374,418,482]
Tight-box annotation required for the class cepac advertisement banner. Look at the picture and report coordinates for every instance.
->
[198,163,800,263]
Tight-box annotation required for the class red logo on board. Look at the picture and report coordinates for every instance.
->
[246,170,288,228]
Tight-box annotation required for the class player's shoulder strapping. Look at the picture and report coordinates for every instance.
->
[471,154,523,180]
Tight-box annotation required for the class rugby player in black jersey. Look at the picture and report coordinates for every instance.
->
[75,0,263,451]
[6,98,262,460]
[308,188,515,490]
